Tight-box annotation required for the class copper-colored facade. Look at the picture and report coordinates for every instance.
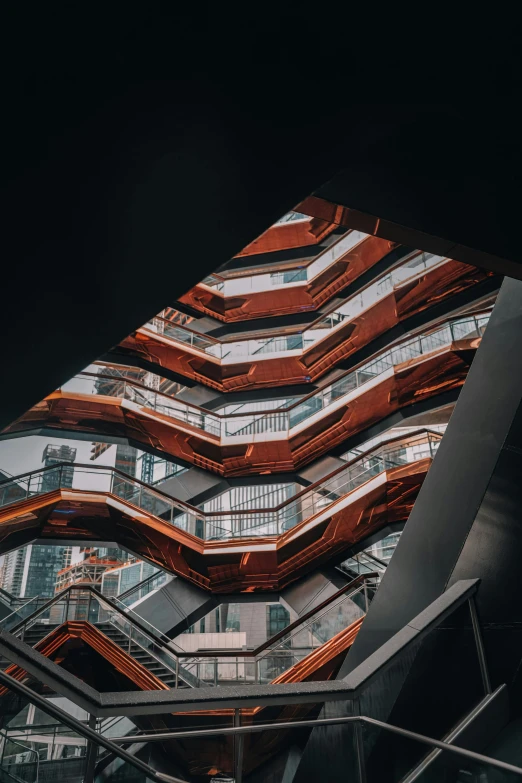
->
[0,614,362,778]
[5,342,478,476]
[234,213,338,257]
[0,620,169,697]
[179,235,397,322]
[0,458,429,593]
[120,261,494,391]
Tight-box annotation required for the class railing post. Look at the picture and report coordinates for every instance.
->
[214,658,218,686]
[175,657,179,689]
[83,714,98,783]
[363,580,369,613]
[234,708,244,783]
[353,698,367,783]
[469,596,492,695]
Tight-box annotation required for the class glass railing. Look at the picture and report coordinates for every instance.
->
[275,210,310,224]
[61,372,223,437]
[0,595,46,633]
[1,583,518,783]
[340,549,389,579]
[117,570,172,608]
[1,722,87,773]
[147,250,452,360]
[180,581,372,686]
[144,315,222,357]
[88,591,201,687]
[199,430,442,540]
[198,229,369,296]
[0,430,442,543]
[0,680,173,783]
[269,268,308,285]
[59,312,490,444]
[286,311,490,430]
[0,588,30,610]
[0,586,200,688]
[0,728,39,783]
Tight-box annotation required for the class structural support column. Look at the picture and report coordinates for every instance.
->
[131,576,217,638]
[292,277,522,781]
[83,714,98,783]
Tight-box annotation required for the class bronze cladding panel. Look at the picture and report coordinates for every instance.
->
[0,461,429,593]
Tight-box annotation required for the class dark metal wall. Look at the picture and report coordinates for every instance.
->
[345,276,522,675]
[291,277,522,780]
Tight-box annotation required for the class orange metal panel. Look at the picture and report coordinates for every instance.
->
[0,620,168,696]
[0,460,429,593]
[121,264,494,391]
[179,235,397,322]
[234,216,337,258]
[5,344,476,477]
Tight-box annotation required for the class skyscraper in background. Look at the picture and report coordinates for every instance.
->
[41,443,77,492]
[0,444,77,597]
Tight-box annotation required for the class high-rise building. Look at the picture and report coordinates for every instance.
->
[41,443,77,492]
[0,446,77,598]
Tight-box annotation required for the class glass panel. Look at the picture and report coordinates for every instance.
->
[144,253,481,366]
[0,701,88,783]
[255,585,368,684]
[361,720,522,783]
[359,601,488,783]
[47,310,491,442]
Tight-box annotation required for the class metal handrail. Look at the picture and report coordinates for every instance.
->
[0,587,30,606]
[0,579,483,717]
[178,573,378,660]
[140,307,491,408]
[167,248,450,341]
[116,570,168,603]
[200,225,363,284]
[1,585,204,689]
[4,584,181,653]
[0,727,39,783]
[2,583,518,781]
[108,707,522,779]
[0,428,441,519]
[0,670,185,783]
[0,595,43,631]
[4,575,376,662]
[255,583,368,664]
[67,307,490,422]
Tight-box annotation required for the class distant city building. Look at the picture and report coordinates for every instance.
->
[41,443,77,491]
[0,444,77,598]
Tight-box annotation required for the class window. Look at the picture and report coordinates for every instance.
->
[266,604,290,638]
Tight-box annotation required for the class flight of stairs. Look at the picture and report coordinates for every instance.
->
[0,623,58,670]
[94,622,179,687]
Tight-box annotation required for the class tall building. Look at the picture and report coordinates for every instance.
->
[41,443,77,492]
[0,445,77,598]
[1,191,521,782]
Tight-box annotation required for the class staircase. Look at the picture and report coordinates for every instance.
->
[94,622,180,688]
[0,623,58,669]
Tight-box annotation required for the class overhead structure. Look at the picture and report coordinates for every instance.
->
[2,185,520,783]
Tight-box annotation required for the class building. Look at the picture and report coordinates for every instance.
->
[0,446,77,599]
[1,187,521,783]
